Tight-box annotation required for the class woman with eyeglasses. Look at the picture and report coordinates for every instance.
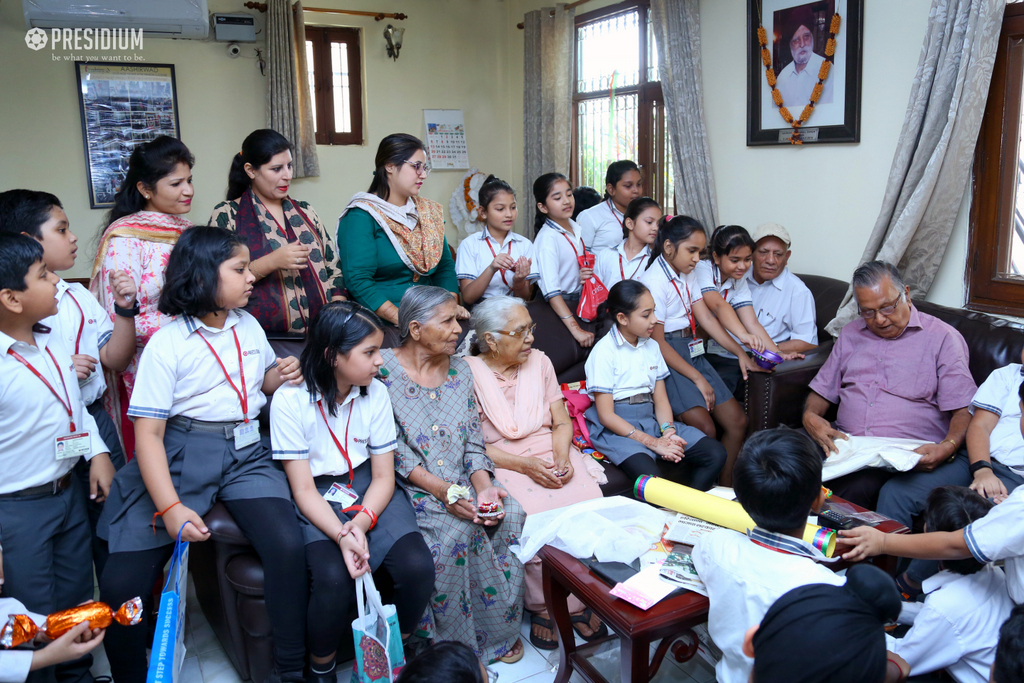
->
[210,129,346,334]
[338,134,463,346]
[464,296,608,652]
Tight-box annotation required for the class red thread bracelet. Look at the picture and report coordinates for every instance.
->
[152,501,181,534]
[342,504,378,531]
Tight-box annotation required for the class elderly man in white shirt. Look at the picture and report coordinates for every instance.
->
[745,222,817,354]
[775,9,833,107]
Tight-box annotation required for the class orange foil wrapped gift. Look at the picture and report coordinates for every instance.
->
[0,598,143,648]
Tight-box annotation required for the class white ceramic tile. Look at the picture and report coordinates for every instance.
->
[198,647,244,683]
[489,635,555,683]
[180,655,204,683]
[511,672,556,683]
[187,607,222,656]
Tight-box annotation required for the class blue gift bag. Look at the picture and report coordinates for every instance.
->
[350,573,405,683]
[147,524,191,683]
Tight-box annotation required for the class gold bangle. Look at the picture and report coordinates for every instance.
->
[942,438,958,450]
[249,262,264,280]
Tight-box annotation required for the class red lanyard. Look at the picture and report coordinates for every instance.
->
[606,199,625,232]
[317,399,356,485]
[619,253,644,281]
[8,347,76,431]
[196,327,249,423]
[484,235,512,287]
[64,290,86,355]
[669,279,698,337]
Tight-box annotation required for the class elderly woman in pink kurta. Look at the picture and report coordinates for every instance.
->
[465,296,609,651]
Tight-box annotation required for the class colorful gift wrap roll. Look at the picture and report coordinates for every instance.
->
[634,476,836,557]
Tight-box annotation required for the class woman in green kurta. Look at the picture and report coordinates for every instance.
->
[338,133,463,344]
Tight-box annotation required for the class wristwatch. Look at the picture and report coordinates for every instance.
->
[969,460,993,476]
[114,300,140,318]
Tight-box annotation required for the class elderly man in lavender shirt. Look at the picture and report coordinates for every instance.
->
[801,262,976,520]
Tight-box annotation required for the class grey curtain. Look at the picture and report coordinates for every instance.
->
[523,4,574,232]
[266,0,319,178]
[825,0,1002,336]
[650,0,719,232]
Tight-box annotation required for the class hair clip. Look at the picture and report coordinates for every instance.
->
[665,214,675,221]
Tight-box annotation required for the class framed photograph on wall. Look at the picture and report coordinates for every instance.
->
[746,0,862,145]
[75,62,180,208]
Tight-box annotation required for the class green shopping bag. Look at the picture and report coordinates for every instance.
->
[350,573,406,683]
[147,523,191,683]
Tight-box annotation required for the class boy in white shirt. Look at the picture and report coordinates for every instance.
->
[0,234,114,683]
[0,189,136,576]
[885,486,1013,683]
[693,428,842,683]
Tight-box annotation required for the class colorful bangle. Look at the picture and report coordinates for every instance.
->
[660,422,674,434]
[342,504,378,531]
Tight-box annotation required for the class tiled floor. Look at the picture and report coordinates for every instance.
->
[91,573,717,683]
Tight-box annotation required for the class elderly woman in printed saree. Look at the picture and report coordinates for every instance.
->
[377,286,527,664]
[210,128,345,333]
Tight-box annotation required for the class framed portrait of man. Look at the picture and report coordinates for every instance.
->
[747,0,863,145]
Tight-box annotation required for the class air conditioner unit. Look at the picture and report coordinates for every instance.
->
[23,0,210,39]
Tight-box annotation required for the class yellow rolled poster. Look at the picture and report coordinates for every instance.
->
[634,475,836,557]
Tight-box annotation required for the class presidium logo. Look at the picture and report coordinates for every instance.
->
[25,27,144,55]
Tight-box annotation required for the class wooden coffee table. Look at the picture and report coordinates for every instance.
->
[539,496,909,683]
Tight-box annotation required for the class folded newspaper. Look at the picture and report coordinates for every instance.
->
[659,547,707,596]
[664,513,724,546]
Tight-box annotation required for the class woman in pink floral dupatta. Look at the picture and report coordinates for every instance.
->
[465,296,609,652]
[90,136,194,458]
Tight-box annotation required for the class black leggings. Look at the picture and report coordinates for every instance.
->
[306,532,434,658]
[99,498,308,683]
[618,436,726,491]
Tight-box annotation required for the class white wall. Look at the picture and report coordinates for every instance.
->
[0,0,520,278]
[699,0,970,308]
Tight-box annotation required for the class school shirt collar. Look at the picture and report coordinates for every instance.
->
[308,384,361,408]
[0,324,52,355]
[605,199,624,220]
[55,278,70,300]
[178,309,242,337]
[615,240,651,262]
[921,568,964,596]
[747,526,831,561]
[656,255,686,284]
[611,325,651,348]
[479,229,524,249]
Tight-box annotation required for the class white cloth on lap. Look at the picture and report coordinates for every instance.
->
[820,435,929,482]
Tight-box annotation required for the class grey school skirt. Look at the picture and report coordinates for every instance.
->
[662,331,732,414]
[98,416,292,553]
[304,460,420,572]
[584,400,707,466]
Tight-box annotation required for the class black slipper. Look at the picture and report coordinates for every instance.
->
[529,613,559,650]
[570,608,608,641]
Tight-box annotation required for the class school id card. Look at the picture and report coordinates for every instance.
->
[324,483,359,508]
[687,339,705,358]
[55,432,91,460]
[233,420,260,449]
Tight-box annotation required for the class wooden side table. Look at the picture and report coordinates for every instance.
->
[539,546,708,683]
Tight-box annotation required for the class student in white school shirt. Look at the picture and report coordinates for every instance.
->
[841,382,1024,606]
[745,222,818,354]
[531,173,596,348]
[272,302,434,679]
[0,189,137,576]
[96,227,309,683]
[455,176,538,306]
[593,196,659,290]
[882,486,1013,683]
[0,594,105,683]
[576,160,642,252]
[639,215,763,484]
[693,429,842,683]
[0,234,115,683]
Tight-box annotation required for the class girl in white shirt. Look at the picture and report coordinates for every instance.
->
[585,280,725,487]
[639,216,765,485]
[576,160,643,251]
[594,196,660,289]
[699,225,798,396]
[272,301,434,678]
[97,226,308,683]
[532,173,595,347]
[456,176,537,305]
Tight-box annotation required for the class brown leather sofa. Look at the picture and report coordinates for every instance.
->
[744,273,1024,434]
[191,319,631,681]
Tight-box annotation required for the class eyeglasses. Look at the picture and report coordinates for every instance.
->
[858,292,905,319]
[493,324,536,339]
[406,160,432,177]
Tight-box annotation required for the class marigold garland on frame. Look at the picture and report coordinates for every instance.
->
[757,13,841,144]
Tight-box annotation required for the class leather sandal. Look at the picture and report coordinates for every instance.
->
[570,608,608,642]
[529,613,559,650]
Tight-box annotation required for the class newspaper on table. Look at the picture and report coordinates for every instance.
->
[664,513,725,546]
[658,547,707,596]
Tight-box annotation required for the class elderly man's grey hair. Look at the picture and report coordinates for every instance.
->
[471,296,527,354]
[851,261,907,293]
[398,285,456,341]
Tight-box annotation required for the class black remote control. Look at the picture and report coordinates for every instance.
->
[817,508,861,531]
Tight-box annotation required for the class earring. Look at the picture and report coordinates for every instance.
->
[490,348,497,359]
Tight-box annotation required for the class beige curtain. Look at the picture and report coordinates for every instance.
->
[523,4,574,232]
[650,0,719,232]
[266,0,319,178]
[825,0,1002,336]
